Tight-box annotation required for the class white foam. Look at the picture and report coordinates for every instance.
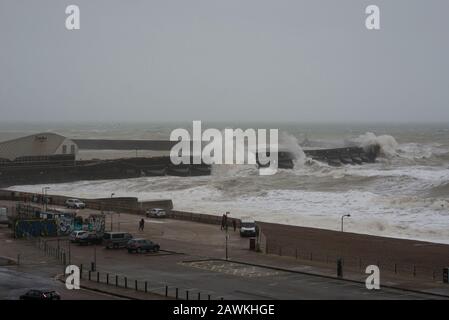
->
[9,177,449,244]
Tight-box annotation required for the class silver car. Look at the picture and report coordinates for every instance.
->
[146,208,166,218]
[65,199,86,209]
[69,230,88,243]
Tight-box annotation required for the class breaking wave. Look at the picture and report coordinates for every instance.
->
[6,127,449,244]
[352,132,399,157]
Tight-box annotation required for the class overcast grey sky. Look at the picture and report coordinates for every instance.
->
[0,0,448,123]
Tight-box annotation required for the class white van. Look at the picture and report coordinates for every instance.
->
[240,218,257,237]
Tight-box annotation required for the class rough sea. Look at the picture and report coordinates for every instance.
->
[2,122,449,243]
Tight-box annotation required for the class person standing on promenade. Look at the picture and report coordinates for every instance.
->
[139,218,145,231]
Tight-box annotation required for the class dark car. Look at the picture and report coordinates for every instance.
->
[127,239,160,253]
[20,289,61,300]
[77,232,103,246]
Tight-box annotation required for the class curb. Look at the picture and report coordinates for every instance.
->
[56,274,140,300]
[182,257,449,299]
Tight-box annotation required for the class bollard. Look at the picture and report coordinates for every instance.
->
[97,272,100,283]
[165,285,168,297]
[116,275,119,287]
[80,264,83,278]
[88,271,92,281]
[107,273,109,285]
[176,288,179,300]
[91,262,96,272]
[135,280,138,291]
[125,277,128,289]
[186,290,189,300]
[208,294,211,301]
[198,292,201,300]
[145,281,148,293]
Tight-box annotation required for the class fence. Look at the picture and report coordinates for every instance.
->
[264,242,446,282]
[35,238,70,266]
[76,266,223,301]
[30,237,224,300]
[0,189,173,215]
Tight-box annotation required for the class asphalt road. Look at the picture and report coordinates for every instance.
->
[86,255,441,300]
[0,266,122,300]
[1,200,447,300]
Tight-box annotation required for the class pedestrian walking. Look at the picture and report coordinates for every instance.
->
[139,218,145,231]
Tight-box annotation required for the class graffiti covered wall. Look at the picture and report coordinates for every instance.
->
[15,219,57,238]
[55,215,75,236]
[88,214,105,233]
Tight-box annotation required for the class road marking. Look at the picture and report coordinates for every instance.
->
[181,260,285,278]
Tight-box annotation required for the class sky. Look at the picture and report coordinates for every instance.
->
[0,0,448,123]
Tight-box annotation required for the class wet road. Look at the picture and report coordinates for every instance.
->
[0,266,123,300]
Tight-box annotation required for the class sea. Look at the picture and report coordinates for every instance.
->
[1,122,449,244]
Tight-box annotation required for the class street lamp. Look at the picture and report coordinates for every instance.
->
[341,214,351,232]
[110,193,115,231]
[42,187,50,211]
[225,211,230,260]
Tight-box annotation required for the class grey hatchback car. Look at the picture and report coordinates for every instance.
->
[127,238,160,253]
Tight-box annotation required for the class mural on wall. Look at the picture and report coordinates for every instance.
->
[88,214,105,233]
[55,215,75,236]
[15,219,57,238]
[15,213,106,238]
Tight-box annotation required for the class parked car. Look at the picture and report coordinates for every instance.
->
[69,230,88,243]
[77,232,103,246]
[65,199,86,209]
[240,219,257,237]
[146,208,166,218]
[103,232,133,249]
[20,289,61,300]
[127,238,160,253]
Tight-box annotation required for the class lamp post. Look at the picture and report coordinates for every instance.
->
[91,244,97,272]
[110,193,115,231]
[42,187,50,211]
[225,211,230,260]
[341,214,351,232]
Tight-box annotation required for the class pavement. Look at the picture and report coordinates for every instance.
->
[1,200,449,300]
